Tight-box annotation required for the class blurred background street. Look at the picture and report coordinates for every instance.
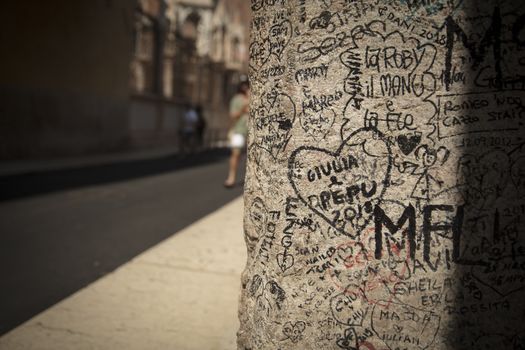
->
[0,174,246,349]
[0,150,245,337]
[0,0,251,348]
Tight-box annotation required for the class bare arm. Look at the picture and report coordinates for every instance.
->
[230,96,249,121]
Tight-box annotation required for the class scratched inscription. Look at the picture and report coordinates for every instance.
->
[239,0,525,349]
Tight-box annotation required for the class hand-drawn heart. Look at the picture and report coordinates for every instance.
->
[268,20,292,58]
[249,274,263,296]
[330,287,369,326]
[336,327,358,350]
[471,257,525,297]
[300,108,336,141]
[249,39,270,69]
[282,321,306,343]
[371,302,441,350]
[288,128,392,237]
[511,156,525,197]
[253,91,296,158]
[248,197,267,240]
[457,150,510,209]
[277,252,295,272]
[397,133,421,155]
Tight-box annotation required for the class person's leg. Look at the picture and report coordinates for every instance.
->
[224,148,241,187]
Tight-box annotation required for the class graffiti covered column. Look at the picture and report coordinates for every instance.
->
[239,1,525,349]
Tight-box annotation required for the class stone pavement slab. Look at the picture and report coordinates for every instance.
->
[0,197,246,350]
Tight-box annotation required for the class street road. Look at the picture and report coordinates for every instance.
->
[0,150,245,335]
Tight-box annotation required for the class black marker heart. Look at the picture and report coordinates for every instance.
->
[282,321,306,342]
[397,133,421,155]
[249,39,270,69]
[300,108,336,141]
[248,197,267,240]
[471,257,525,297]
[253,91,296,158]
[268,20,292,58]
[336,328,358,350]
[457,150,510,209]
[511,156,525,197]
[277,252,295,272]
[330,287,369,326]
[288,128,391,237]
[371,302,441,350]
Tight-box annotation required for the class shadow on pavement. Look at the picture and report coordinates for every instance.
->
[0,147,245,335]
[0,148,231,201]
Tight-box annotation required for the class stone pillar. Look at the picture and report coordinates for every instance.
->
[239,1,525,349]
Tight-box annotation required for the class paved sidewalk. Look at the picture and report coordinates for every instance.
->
[0,197,246,350]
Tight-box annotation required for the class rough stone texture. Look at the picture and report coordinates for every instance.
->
[238,1,525,349]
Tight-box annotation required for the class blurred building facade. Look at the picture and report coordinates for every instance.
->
[0,0,250,160]
[128,0,250,149]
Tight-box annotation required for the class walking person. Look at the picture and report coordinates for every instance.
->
[195,105,206,151]
[224,81,249,188]
[180,105,198,155]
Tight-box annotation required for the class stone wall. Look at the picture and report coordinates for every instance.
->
[239,0,525,349]
[0,0,134,159]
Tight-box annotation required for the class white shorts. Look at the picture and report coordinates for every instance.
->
[230,133,246,149]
